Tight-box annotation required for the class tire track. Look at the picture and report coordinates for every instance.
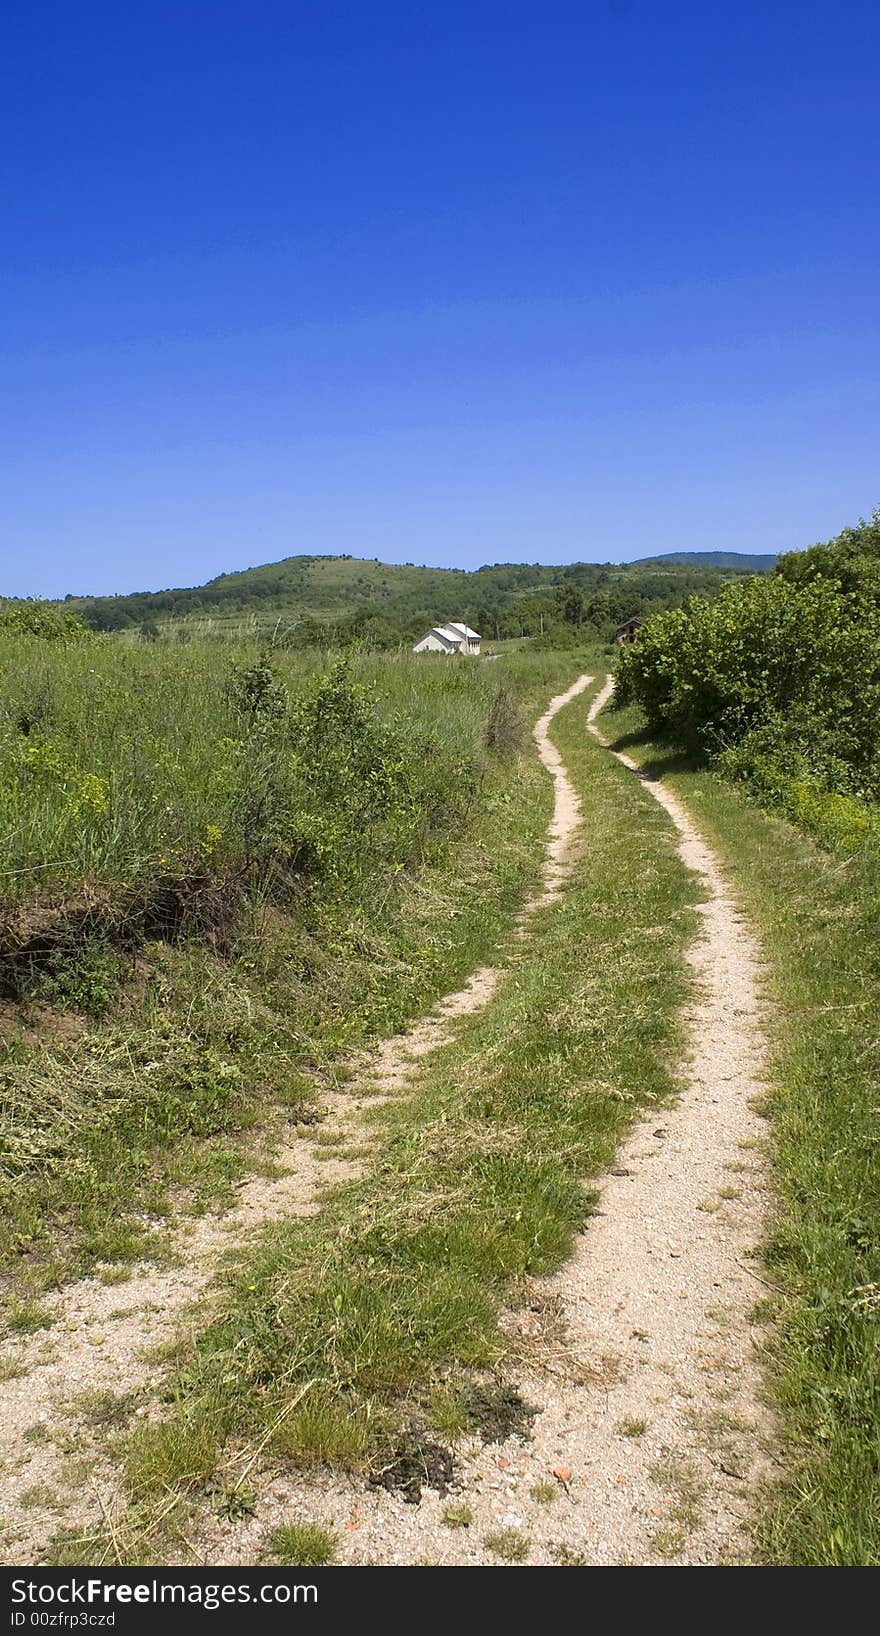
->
[209,674,775,1567]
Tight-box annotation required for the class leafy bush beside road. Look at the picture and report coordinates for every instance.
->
[615,509,880,841]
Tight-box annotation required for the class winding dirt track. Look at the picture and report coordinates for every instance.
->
[0,674,594,1564]
[194,676,777,1567]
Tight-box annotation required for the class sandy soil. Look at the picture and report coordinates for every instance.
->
[0,674,594,1564]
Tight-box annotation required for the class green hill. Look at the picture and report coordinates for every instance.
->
[59,550,770,646]
[631,550,778,572]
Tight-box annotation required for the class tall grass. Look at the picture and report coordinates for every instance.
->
[0,634,587,1282]
[0,637,518,910]
[0,633,578,906]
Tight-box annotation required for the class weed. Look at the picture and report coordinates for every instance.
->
[22,1423,52,1445]
[268,1387,378,1469]
[211,1487,257,1523]
[484,684,526,755]
[267,1521,337,1567]
[19,1485,59,1511]
[550,1542,588,1565]
[76,1390,140,1430]
[650,1526,688,1559]
[38,940,123,1018]
[529,1480,557,1503]
[441,1503,473,1528]
[426,1381,471,1440]
[748,1298,775,1326]
[126,1418,219,1499]
[483,1527,529,1562]
[616,1417,647,1438]
[6,1300,53,1335]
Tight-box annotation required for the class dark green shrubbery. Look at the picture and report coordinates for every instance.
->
[0,601,91,643]
[615,509,880,841]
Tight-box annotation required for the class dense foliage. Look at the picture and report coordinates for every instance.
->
[0,600,91,643]
[615,510,880,843]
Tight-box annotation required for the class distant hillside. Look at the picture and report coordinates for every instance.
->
[632,551,778,572]
[58,550,768,646]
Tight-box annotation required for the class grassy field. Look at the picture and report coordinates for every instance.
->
[602,696,880,1567]
[0,636,584,1289]
[0,634,563,910]
[53,676,701,1564]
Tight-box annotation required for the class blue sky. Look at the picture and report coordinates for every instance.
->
[2,1,878,597]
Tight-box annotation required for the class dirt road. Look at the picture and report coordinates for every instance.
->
[188,676,776,1566]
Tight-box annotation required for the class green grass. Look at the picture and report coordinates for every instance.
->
[616,1417,647,1439]
[5,1298,53,1334]
[603,695,880,1567]
[65,675,699,1565]
[0,635,543,907]
[267,1520,338,1567]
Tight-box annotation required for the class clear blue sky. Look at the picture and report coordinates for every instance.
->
[2,1,878,598]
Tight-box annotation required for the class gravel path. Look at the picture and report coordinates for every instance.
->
[0,674,594,1564]
[199,675,775,1567]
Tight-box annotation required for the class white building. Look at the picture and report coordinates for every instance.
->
[412,622,481,656]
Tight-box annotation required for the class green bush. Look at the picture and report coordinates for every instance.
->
[0,602,91,643]
[615,508,880,831]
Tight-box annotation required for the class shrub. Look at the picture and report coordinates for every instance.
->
[615,509,880,831]
[0,602,91,642]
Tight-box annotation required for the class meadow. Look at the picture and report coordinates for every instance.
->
[0,620,586,1286]
[1,627,525,915]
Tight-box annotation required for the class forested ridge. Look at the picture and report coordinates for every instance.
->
[46,549,775,647]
